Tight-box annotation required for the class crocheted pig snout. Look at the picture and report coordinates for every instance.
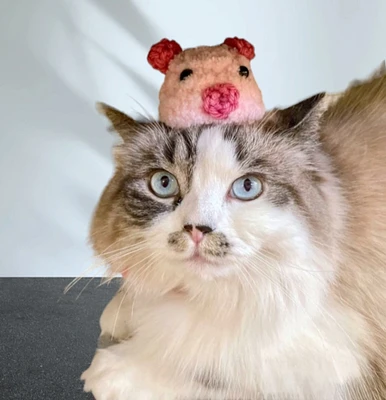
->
[202,83,240,119]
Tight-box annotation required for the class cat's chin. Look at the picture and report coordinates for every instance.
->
[186,253,218,265]
[185,257,234,280]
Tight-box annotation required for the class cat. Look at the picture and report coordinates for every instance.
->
[81,67,386,399]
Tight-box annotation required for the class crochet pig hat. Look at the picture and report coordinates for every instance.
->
[147,37,265,128]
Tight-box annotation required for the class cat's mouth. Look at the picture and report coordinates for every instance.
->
[185,251,232,279]
[186,251,219,267]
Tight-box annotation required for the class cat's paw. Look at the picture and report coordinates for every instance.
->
[81,348,155,400]
[81,344,186,400]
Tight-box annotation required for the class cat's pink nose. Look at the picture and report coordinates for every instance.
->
[184,224,213,244]
[202,83,239,119]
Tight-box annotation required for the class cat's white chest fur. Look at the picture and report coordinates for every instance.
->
[83,287,368,400]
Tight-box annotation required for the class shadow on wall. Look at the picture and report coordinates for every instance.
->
[83,35,159,108]
[32,0,160,117]
[0,0,161,276]
[90,0,161,48]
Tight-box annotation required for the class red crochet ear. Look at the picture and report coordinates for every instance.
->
[223,37,255,60]
[147,39,183,74]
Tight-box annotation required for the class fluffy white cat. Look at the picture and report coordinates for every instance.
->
[81,68,386,399]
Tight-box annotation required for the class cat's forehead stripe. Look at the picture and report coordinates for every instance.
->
[163,127,199,166]
[163,134,177,164]
[222,124,267,168]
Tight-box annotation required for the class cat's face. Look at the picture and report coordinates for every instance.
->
[92,94,338,296]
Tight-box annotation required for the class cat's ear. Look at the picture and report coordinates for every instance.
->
[264,92,327,140]
[96,102,142,140]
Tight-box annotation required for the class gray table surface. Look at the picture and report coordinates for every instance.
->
[0,278,119,400]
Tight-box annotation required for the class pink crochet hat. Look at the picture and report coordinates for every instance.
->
[147,37,265,128]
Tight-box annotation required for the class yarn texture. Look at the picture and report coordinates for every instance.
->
[202,83,240,119]
[147,39,182,74]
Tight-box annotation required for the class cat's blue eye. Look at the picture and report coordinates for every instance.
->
[150,171,179,198]
[231,175,263,201]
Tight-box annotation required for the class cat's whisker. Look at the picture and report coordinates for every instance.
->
[234,259,260,299]
[100,245,150,268]
[249,244,336,273]
[111,286,129,339]
[127,96,156,121]
[105,248,154,279]
[109,262,157,338]
[76,276,96,300]
[130,254,162,288]
[98,240,148,259]
[98,273,119,287]
[109,253,163,336]
[64,263,105,294]
[120,251,162,290]
[106,247,149,266]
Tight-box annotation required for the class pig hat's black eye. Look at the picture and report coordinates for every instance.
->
[180,69,193,81]
[239,66,249,78]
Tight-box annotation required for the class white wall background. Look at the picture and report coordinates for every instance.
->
[1,0,385,277]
